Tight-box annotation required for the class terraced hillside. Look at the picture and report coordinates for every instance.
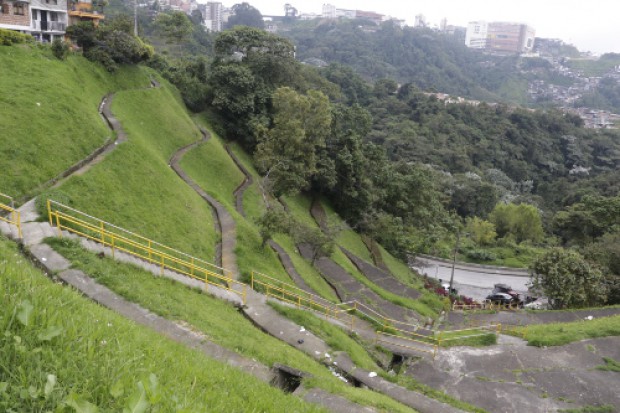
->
[3,44,620,413]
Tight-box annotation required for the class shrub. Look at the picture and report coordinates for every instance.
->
[465,249,497,262]
[51,38,70,60]
[0,28,34,45]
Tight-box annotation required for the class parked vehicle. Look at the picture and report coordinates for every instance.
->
[524,297,549,310]
[486,292,516,305]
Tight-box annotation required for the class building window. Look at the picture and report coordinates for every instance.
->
[50,11,58,21]
[1,3,9,14]
[45,0,58,4]
[14,4,25,15]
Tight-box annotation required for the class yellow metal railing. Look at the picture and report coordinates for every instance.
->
[453,300,522,312]
[47,200,246,304]
[0,193,22,239]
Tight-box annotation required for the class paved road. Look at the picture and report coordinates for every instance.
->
[412,257,530,300]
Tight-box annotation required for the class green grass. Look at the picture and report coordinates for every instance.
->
[179,129,244,212]
[566,55,620,77]
[517,315,620,347]
[0,45,153,200]
[43,82,218,263]
[222,141,338,300]
[438,329,497,347]
[596,357,620,373]
[0,237,324,412]
[47,237,416,413]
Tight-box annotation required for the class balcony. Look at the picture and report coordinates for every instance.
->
[68,2,104,19]
[32,20,66,31]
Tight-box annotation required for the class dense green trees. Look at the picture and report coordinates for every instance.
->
[530,248,607,309]
[489,203,544,244]
[226,3,264,29]
[67,18,153,71]
[254,87,332,196]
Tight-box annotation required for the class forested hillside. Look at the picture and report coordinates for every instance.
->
[281,19,530,104]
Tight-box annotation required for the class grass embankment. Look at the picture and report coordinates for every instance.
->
[566,55,620,77]
[0,237,322,412]
[516,315,620,347]
[207,137,338,301]
[318,199,443,318]
[48,238,417,413]
[40,82,218,263]
[0,45,152,199]
[177,121,290,284]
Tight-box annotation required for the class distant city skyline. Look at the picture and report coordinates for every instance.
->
[228,0,620,55]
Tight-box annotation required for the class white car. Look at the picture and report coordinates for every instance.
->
[524,297,549,310]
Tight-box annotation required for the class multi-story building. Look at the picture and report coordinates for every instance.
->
[1,0,104,42]
[466,21,535,54]
[203,1,222,32]
[465,21,488,49]
[30,0,68,42]
[67,0,104,28]
[0,0,32,33]
[487,22,535,54]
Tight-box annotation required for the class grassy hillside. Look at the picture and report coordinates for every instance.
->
[0,237,322,412]
[44,82,218,262]
[0,45,152,199]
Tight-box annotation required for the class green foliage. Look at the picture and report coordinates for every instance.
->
[558,406,614,413]
[226,2,264,29]
[0,45,152,199]
[530,248,607,309]
[0,28,33,45]
[51,38,70,60]
[255,87,332,196]
[154,11,194,43]
[596,357,620,373]
[553,195,620,245]
[466,217,497,246]
[67,21,153,71]
[0,239,321,412]
[489,203,544,243]
[519,315,620,347]
[257,205,291,246]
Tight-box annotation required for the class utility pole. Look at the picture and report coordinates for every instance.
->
[134,0,138,37]
[448,230,460,294]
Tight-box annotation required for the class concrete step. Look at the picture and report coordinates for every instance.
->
[18,199,39,223]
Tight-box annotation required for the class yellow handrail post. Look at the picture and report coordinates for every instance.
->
[16,211,22,239]
[242,285,247,306]
[190,257,194,278]
[47,199,52,227]
[297,295,301,309]
[148,240,152,263]
[251,271,254,291]
[160,254,164,276]
[100,221,105,244]
[111,236,115,258]
[55,213,62,237]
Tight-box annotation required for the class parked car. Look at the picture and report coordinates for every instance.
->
[524,297,549,310]
[486,292,516,305]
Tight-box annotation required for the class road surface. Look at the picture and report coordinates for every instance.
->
[411,256,530,301]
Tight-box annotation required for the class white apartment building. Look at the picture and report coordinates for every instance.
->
[465,21,488,49]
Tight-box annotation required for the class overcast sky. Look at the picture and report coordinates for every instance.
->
[235,0,620,54]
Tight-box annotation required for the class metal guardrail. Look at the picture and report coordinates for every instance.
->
[47,200,246,304]
[0,193,22,239]
[453,300,523,312]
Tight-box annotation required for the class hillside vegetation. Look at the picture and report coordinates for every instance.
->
[0,45,151,199]
[0,237,322,412]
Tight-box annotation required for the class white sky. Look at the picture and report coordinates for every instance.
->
[233,0,620,54]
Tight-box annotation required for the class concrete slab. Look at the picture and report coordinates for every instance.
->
[29,243,71,272]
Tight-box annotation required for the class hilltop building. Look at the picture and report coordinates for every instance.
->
[465,21,535,54]
[0,0,103,42]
